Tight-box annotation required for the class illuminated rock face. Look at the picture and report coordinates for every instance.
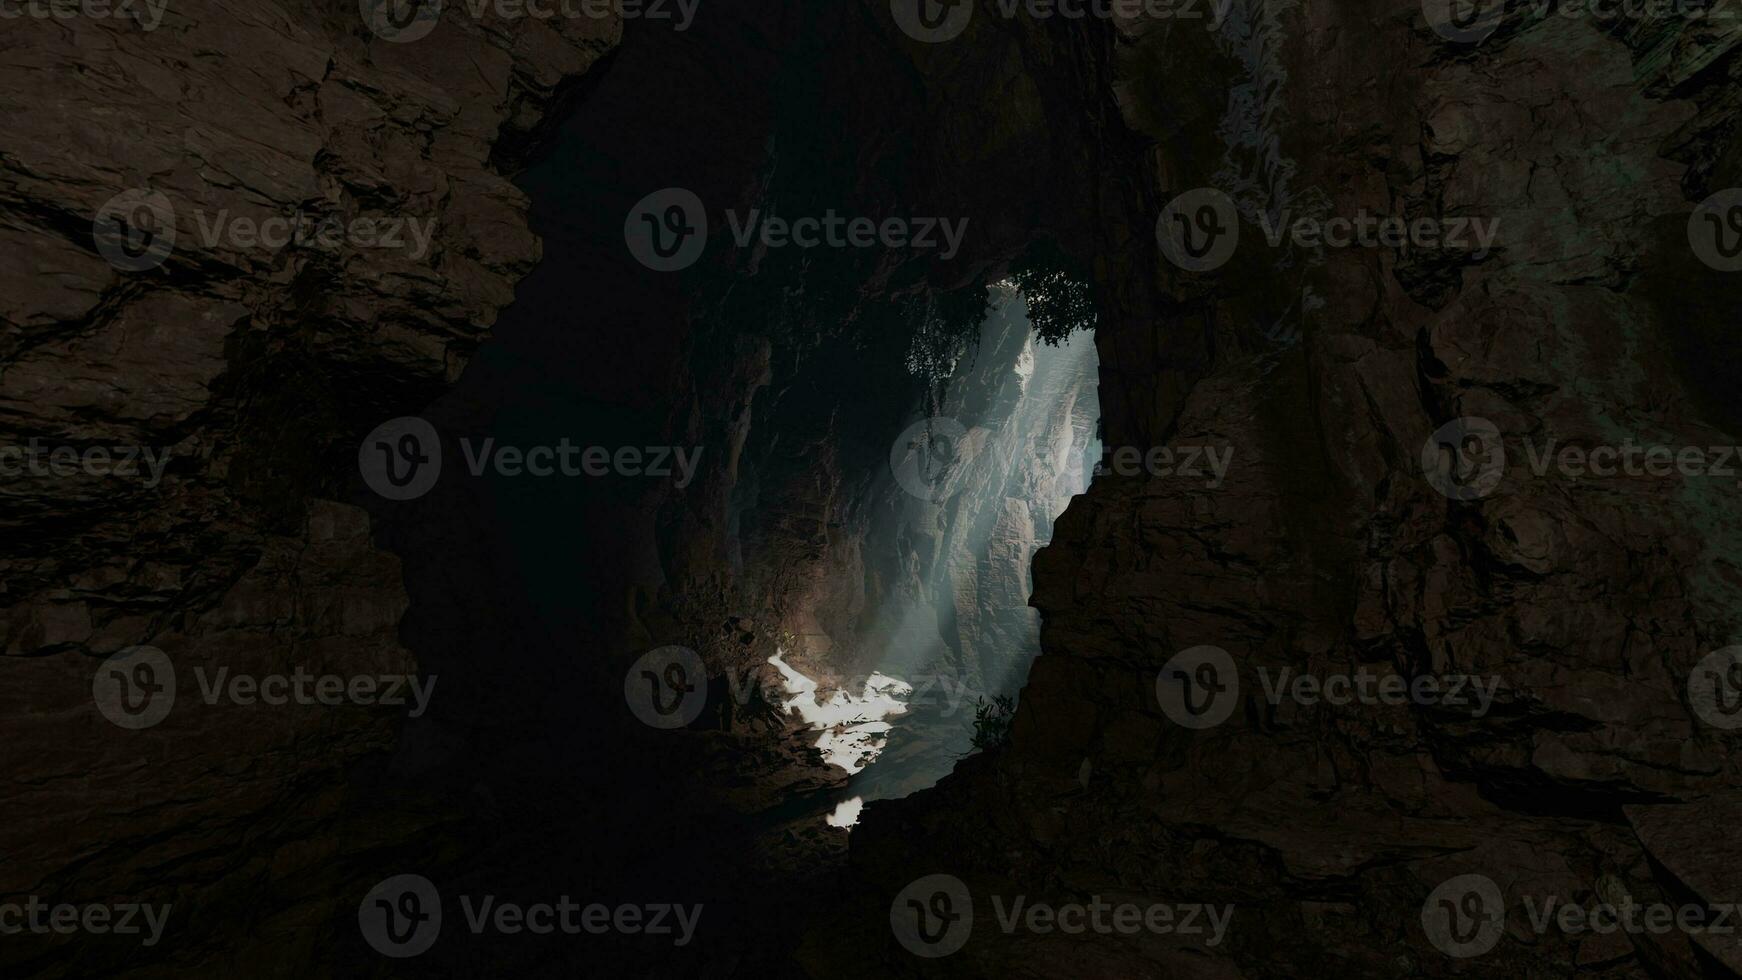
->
[820,8,1742,979]
[15,0,1742,975]
[4,3,1127,971]
[770,650,912,775]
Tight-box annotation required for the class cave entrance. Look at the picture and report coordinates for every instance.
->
[774,284,1101,828]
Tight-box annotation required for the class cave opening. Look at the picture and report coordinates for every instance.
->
[767,283,1101,828]
[335,5,1121,970]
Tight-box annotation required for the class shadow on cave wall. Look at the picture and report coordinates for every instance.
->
[339,3,1137,975]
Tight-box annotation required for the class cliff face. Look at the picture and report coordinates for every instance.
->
[11,0,1741,976]
[837,291,1101,807]
[1,5,619,975]
[3,3,1129,974]
[833,4,1742,978]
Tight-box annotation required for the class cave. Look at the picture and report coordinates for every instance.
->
[7,0,1742,977]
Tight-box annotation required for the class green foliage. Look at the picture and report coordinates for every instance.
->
[970,695,1016,752]
[904,281,992,390]
[1007,239,1098,346]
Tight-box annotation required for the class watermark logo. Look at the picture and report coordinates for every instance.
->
[95,190,435,268]
[92,646,175,730]
[359,874,701,955]
[1257,210,1497,258]
[1425,420,1742,500]
[724,209,968,259]
[1258,667,1500,717]
[890,0,974,42]
[1689,646,1742,730]
[893,0,1235,41]
[360,874,443,958]
[189,209,436,260]
[0,441,171,488]
[0,0,168,30]
[94,651,435,728]
[1423,870,1742,958]
[1422,874,1505,958]
[891,874,974,957]
[1522,877,1739,940]
[1690,189,1742,272]
[1157,188,1239,273]
[1160,190,1500,270]
[361,0,441,41]
[360,417,705,501]
[360,417,443,501]
[0,898,171,946]
[1096,444,1234,488]
[890,875,1232,957]
[890,416,972,504]
[93,190,176,272]
[1429,0,1737,44]
[1422,0,1504,43]
[625,646,708,729]
[1156,645,1239,729]
[626,190,970,269]
[626,188,709,272]
[363,0,695,40]
[1422,417,1506,501]
[193,668,436,716]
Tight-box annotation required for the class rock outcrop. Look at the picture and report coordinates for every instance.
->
[827,3,1742,978]
[1,4,619,974]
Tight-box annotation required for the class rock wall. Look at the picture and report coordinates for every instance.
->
[831,3,1742,978]
[2,3,1131,973]
[0,4,620,974]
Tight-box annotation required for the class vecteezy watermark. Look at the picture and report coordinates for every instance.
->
[191,667,436,718]
[189,209,436,261]
[1156,188,1499,272]
[0,441,171,488]
[623,188,708,272]
[91,646,176,730]
[360,0,696,43]
[1421,874,1506,958]
[889,874,1232,958]
[1256,667,1499,717]
[1095,445,1234,488]
[889,416,975,504]
[889,0,974,42]
[1688,646,1742,730]
[92,646,436,729]
[93,190,436,272]
[1421,417,1506,501]
[1254,209,1498,258]
[1690,189,1742,272]
[890,0,1233,42]
[0,897,171,947]
[1155,646,1239,729]
[1424,0,1736,45]
[92,190,176,272]
[1422,872,1741,959]
[358,417,705,501]
[358,874,702,957]
[1421,416,1742,500]
[1420,0,1505,42]
[1155,646,1502,729]
[624,646,708,729]
[0,0,168,30]
[623,188,970,271]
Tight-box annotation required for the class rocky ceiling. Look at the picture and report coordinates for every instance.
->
[4,0,1742,977]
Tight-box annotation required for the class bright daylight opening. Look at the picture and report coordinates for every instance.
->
[765,288,1098,831]
[768,651,912,788]
[825,797,865,828]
